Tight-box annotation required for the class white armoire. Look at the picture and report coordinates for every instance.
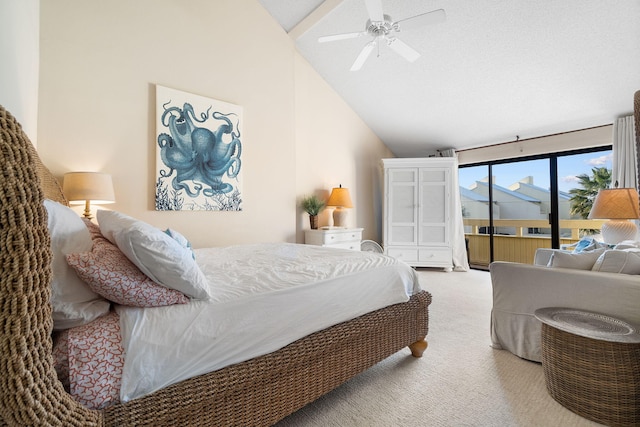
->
[382,158,455,270]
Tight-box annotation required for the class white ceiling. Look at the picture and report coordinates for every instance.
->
[258,0,640,157]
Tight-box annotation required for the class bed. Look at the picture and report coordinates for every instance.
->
[0,103,432,426]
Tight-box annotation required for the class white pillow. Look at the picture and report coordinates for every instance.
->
[44,200,110,330]
[547,248,606,270]
[97,210,210,300]
[592,249,640,274]
[165,228,195,259]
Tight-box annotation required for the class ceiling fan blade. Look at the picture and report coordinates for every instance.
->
[351,41,376,71]
[364,0,384,22]
[395,9,446,32]
[319,31,367,43]
[386,37,420,62]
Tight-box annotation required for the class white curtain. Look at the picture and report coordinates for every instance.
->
[611,115,637,189]
[438,148,469,271]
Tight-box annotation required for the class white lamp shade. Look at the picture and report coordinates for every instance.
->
[63,172,115,204]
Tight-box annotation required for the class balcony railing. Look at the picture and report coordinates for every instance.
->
[463,218,606,267]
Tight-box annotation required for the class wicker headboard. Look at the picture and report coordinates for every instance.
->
[0,104,99,425]
[33,149,68,206]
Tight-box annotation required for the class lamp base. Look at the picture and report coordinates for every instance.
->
[332,207,348,228]
[83,200,93,219]
[601,220,638,244]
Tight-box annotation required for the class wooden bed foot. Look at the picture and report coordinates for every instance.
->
[409,339,428,357]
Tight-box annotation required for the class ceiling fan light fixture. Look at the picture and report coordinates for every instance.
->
[365,15,393,37]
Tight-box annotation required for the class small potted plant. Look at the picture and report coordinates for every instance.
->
[301,195,325,230]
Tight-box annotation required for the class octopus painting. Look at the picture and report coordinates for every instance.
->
[155,86,243,211]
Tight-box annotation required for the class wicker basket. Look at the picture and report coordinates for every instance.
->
[540,321,640,426]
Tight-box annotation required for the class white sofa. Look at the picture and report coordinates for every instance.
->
[489,247,640,362]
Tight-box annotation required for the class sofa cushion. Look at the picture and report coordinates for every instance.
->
[547,248,606,270]
[614,240,640,250]
[592,249,640,274]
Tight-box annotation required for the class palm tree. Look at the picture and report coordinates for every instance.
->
[569,167,612,218]
[569,167,611,235]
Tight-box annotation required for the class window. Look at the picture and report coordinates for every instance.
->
[459,147,612,269]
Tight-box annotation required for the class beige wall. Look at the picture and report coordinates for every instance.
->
[293,55,393,242]
[38,0,390,248]
[0,0,39,143]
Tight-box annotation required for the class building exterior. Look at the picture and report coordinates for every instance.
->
[461,176,578,237]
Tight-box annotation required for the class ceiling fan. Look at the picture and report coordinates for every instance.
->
[318,0,446,71]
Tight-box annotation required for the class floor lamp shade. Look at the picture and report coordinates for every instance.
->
[327,185,353,227]
[63,172,115,218]
[588,188,640,244]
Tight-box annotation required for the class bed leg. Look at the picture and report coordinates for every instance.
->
[409,339,428,357]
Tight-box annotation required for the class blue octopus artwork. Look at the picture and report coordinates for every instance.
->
[155,87,242,211]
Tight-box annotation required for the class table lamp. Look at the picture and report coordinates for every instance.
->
[62,172,115,219]
[588,188,640,244]
[327,185,353,228]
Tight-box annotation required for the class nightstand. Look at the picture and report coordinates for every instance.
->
[304,228,363,251]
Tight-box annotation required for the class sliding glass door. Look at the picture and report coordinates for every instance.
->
[491,159,551,263]
[459,165,492,267]
[459,147,612,269]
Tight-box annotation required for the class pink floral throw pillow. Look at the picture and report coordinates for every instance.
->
[82,218,103,240]
[66,236,189,307]
[52,330,71,392]
[67,312,123,409]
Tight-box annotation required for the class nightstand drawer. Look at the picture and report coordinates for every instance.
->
[328,241,361,251]
[320,230,362,244]
[304,228,363,251]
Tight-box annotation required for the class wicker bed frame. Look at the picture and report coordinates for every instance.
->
[0,104,431,426]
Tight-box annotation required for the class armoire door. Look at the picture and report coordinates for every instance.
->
[386,168,418,245]
[419,167,450,246]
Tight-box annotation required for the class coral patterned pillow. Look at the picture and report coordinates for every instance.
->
[52,331,71,392]
[67,312,123,409]
[82,217,104,240]
[66,236,189,307]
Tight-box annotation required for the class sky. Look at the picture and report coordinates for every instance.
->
[458,150,613,194]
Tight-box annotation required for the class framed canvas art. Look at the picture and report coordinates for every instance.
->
[155,85,243,211]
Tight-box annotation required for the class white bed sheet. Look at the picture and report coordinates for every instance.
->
[116,243,420,402]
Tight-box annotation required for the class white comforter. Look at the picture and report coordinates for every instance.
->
[116,243,420,401]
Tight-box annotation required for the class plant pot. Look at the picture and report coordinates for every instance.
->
[309,215,319,230]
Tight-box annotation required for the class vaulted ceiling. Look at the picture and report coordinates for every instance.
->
[259,0,640,157]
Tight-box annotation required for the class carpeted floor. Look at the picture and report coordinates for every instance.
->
[275,268,602,426]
